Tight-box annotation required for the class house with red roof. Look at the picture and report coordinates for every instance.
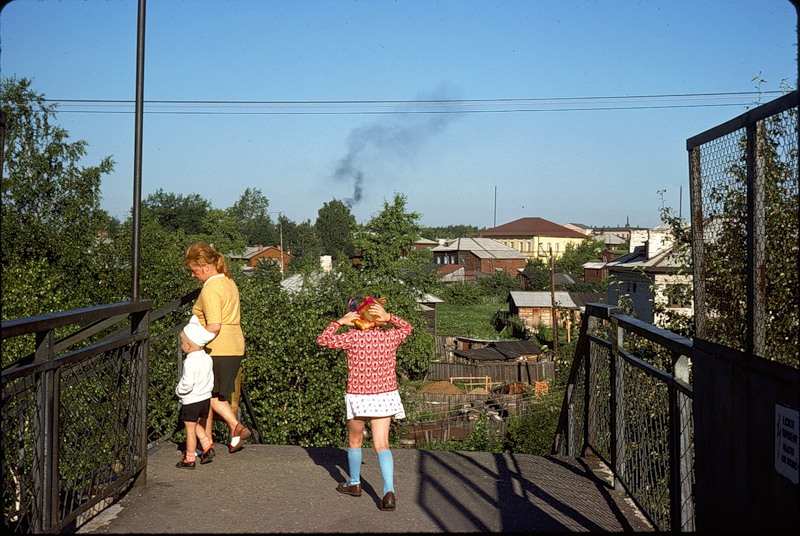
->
[477,217,590,261]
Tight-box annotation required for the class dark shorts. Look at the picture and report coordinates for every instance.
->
[179,398,210,422]
[211,355,244,401]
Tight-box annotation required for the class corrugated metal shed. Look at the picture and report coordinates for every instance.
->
[454,339,542,362]
[432,237,525,260]
[508,291,605,309]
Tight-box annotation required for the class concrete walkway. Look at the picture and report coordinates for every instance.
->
[76,443,653,533]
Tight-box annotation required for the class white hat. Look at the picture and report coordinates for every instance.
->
[183,315,216,347]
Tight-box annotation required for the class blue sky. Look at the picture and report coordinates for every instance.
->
[1,0,796,229]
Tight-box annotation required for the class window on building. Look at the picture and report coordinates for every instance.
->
[667,284,692,308]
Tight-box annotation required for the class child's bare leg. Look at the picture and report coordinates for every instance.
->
[184,421,198,457]
[197,417,213,451]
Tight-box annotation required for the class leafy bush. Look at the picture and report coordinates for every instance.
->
[503,393,561,455]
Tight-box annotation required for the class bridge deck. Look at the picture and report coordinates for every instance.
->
[77,443,652,533]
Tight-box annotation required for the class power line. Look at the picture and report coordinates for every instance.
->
[39,90,785,116]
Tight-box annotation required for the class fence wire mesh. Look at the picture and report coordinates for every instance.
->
[2,304,150,533]
[560,308,695,532]
[690,91,798,367]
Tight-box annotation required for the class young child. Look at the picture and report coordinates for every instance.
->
[316,297,412,511]
[176,315,216,468]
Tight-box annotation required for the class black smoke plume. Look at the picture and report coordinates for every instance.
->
[333,85,461,208]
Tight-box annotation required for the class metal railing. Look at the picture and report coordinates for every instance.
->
[1,289,263,533]
[2,300,152,533]
[554,303,695,532]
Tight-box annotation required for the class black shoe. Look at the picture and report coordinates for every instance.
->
[200,446,215,464]
[380,491,396,511]
[176,459,196,469]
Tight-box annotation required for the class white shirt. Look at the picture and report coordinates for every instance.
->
[175,349,214,405]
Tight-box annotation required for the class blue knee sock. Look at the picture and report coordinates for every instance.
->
[377,449,394,495]
[347,447,362,486]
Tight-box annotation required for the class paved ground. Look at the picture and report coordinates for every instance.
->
[76,443,653,533]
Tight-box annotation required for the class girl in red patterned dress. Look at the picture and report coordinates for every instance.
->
[316,298,412,512]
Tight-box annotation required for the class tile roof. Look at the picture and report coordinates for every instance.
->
[478,217,588,239]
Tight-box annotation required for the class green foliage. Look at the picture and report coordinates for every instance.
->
[107,215,196,308]
[435,300,510,339]
[238,277,348,446]
[461,413,504,452]
[521,262,551,291]
[503,393,561,455]
[1,76,116,316]
[419,224,482,239]
[554,238,605,275]
[434,281,485,306]
[143,189,211,235]
[284,219,321,268]
[476,270,521,300]
[226,187,276,246]
[315,199,356,261]
[355,193,420,273]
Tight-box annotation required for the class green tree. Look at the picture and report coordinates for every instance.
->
[142,188,211,235]
[315,199,356,262]
[107,213,196,309]
[554,238,605,276]
[351,193,437,378]
[476,270,521,301]
[194,208,247,257]
[1,76,116,318]
[419,224,482,239]
[285,219,322,272]
[522,258,551,291]
[226,187,276,246]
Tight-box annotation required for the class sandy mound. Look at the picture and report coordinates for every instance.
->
[419,381,464,394]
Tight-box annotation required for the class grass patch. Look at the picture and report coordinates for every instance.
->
[435,300,512,339]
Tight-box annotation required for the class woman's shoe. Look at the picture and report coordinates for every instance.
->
[229,423,251,453]
[176,459,196,469]
[233,422,251,441]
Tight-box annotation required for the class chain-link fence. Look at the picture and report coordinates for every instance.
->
[688,90,799,367]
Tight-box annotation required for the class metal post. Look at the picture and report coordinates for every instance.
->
[279,216,284,279]
[549,244,559,355]
[131,0,146,299]
[269,211,285,279]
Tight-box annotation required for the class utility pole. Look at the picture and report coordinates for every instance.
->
[493,186,497,227]
[549,244,559,356]
[269,211,285,279]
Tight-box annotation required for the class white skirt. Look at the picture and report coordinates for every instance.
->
[344,390,406,421]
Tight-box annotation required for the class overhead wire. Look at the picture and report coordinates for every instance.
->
[41,90,785,116]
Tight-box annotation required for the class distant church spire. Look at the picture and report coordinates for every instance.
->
[626,216,630,228]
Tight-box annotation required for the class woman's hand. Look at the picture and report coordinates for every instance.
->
[336,311,360,327]
[368,302,390,323]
